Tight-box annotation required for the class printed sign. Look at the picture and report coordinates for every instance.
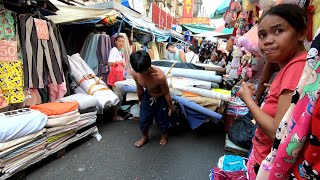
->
[183,0,194,18]
[34,18,49,40]
[0,40,17,62]
[178,17,210,25]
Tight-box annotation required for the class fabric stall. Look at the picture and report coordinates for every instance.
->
[115,62,229,129]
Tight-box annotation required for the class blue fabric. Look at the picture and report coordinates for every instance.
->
[140,91,169,133]
[84,34,100,75]
[172,95,222,130]
[221,155,247,172]
[121,85,137,93]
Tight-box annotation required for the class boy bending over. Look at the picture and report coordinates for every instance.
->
[130,50,174,148]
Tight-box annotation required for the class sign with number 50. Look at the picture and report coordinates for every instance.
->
[34,18,49,40]
[0,40,17,62]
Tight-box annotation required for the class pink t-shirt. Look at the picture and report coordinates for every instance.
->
[252,52,307,165]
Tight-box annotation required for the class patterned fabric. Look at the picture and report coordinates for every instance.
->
[256,30,320,179]
[0,61,24,104]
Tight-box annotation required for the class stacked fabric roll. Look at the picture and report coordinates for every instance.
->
[30,102,80,156]
[57,93,100,141]
[0,109,47,176]
[68,53,120,113]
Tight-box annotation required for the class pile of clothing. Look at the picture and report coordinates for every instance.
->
[30,102,80,156]
[0,109,47,177]
[210,155,248,180]
[225,97,249,132]
[115,62,230,130]
[58,94,100,141]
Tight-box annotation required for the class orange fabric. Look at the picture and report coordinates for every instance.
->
[30,102,78,116]
[182,91,199,97]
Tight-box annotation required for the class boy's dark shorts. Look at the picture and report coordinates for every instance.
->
[139,91,170,134]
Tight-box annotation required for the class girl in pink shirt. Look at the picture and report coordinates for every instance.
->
[238,4,309,179]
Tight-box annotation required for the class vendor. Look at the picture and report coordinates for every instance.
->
[166,43,186,62]
[107,35,126,68]
[107,35,126,121]
[205,52,219,65]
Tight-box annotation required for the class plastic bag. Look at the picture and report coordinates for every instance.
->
[107,62,124,86]
[228,113,256,149]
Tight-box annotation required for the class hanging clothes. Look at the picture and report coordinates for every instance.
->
[83,34,100,75]
[19,14,70,92]
[148,42,160,60]
[97,34,112,82]
[0,9,24,105]
[80,32,94,58]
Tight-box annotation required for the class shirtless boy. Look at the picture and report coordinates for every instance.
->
[130,50,174,147]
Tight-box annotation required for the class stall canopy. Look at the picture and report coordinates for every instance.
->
[210,0,231,19]
[46,5,117,24]
[192,31,223,37]
[182,24,215,34]
[120,12,165,38]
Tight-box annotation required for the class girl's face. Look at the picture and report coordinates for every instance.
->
[115,37,125,49]
[258,15,305,66]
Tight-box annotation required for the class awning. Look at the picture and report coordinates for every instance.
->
[46,5,118,24]
[214,25,234,34]
[120,12,164,37]
[210,0,231,19]
[192,31,223,37]
[182,24,215,34]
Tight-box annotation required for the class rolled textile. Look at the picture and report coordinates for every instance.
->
[57,93,98,111]
[68,53,120,108]
[155,66,222,83]
[46,123,79,137]
[168,77,216,90]
[80,111,97,119]
[152,60,204,70]
[195,63,226,73]
[30,102,78,116]
[177,86,230,102]
[47,130,76,144]
[46,111,80,127]
[45,136,76,155]
[75,126,98,140]
[46,133,75,150]
[172,95,222,120]
[182,96,221,111]
[0,110,47,143]
[121,86,137,93]
[0,129,46,152]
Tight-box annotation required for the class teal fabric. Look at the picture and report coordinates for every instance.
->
[182,24,215,34]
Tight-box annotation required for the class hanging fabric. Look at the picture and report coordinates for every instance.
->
[19,14,70,91]
[0,9,24,105]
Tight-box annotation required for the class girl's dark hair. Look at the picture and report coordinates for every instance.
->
[116,35,125,41]
[258,4,308,34]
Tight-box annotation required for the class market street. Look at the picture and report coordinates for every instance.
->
[25,118,225,180]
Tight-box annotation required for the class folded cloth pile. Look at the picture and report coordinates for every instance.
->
[0,109,47,176]
[30,102,79,155]
[57,93,100,141]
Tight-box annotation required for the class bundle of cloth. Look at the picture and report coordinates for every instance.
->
[68,53,120,113]
[0,109,47,176]
[30,102,80,156]
[57,93,100,141]
[115,64,230,129]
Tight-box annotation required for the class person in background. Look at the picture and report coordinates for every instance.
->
[237,4,308,179]
[166,43,186,62]
[216,52,227,67]
[130,50,174,148]
[205,52,219,65]
[107,35,126,121]
[185,46,200,63]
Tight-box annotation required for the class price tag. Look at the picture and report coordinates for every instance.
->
[34,18,49,40]
[0,40,17,62]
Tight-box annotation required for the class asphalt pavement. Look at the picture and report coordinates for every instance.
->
[23,116,226,180]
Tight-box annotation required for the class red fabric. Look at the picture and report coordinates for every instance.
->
[292,99,320,179]
[213,167,247,180]
[252,52,307,165]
